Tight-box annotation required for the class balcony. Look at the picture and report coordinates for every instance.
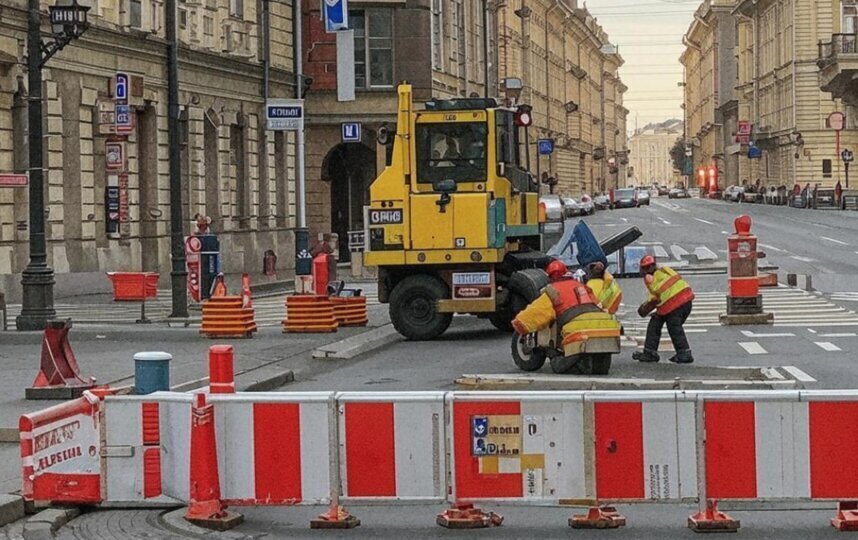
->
[818,34,858,105]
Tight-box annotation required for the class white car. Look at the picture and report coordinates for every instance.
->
[562,197,582,217]
[637,190,651,206]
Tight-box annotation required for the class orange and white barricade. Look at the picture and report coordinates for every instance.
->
[207,392,335,506]
[337,392,446,502]
[102,393,193,504]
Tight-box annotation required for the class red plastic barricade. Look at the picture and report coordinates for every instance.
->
[20,392,102,504]
[106,272,159,301]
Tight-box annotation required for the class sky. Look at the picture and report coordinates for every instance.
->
[583,0,700,133]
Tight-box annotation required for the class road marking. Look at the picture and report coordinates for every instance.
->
[621,217,628,222]
[808,328,817,334]
[815,341,842,352]
[759,243,785,253]
[790,255,815,262]
[694,217,714,225]
[738,342,768,355]
[720,230,729,235]
[821,332,857,337]
[659,217,672,225]
[821,236,849,246]
[781,366,817,383]
[740,330,795,338]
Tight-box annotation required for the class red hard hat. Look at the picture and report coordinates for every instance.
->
[545,259,568,280]
[640,255,656,268]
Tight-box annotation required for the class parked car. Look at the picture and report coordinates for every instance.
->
[578,194,595,215]
[611,188,639,209]
[724,185,744,202]
[668,187,690,199]
[593,193,611,210]
[539,195,566,249]
[637,190,651,206]
[562,197,582,217]
[657,185,670,196]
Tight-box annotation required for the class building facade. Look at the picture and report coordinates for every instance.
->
[681,0,738,191]
[628,120,683,186]
[0,0,296,301]
[734,0,854,188]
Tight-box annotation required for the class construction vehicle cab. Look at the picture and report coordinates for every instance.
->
[364,84,550,340]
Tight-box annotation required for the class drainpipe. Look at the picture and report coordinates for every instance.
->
[545,0,561,135]
[483,0,490,96]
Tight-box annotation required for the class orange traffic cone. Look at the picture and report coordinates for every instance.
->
[210,273,227,298]
[241,273,253,309]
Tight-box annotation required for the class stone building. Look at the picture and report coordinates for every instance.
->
[0,0,296,301]
[628,119,683,186]
[734,0,853,188]
[496,0,628,197]
[680,0,738,191]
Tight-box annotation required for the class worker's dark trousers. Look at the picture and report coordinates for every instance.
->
[644,301,693,353]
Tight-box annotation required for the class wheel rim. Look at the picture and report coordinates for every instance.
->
[516,335,534,357]
[406,293,435,325]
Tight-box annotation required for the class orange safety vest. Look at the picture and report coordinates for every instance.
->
[544,279,601,323]
[587,272,623,315]
[645,266,694,315]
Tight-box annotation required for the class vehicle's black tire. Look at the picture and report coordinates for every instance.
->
[591,354,612,375]
[489,292,528,332]
[511,333,547,372]
[508,269,550,304]
[550,354,592,374]
[389,274,452,340]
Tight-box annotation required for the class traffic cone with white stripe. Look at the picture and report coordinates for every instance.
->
[185,393,243,530]
[208,345,235,394]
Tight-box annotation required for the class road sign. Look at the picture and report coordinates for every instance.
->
[323,0,349,32]
[266,99,303,131]
[537,138,554,155]
[105,141,126,171]
[341,122,361,142]
[115,104,133,133]
[0,173,27,187]
[748,145,762,159]
[114,72,129,104]
[842,149,854,163]
[829,111,846,131]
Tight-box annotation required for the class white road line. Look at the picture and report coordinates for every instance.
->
[621,217,628,222]
[821,333,857,337]
[759,243,785,253]
[738,342,768,355]
[659,218,672,225]
[790,256,815,262]
[740,330,795,338]
[694,217,714,225]
[815,341,842,352]
[720,230,729,235]
[808,328,818,334]
[821,236,849,246]
[781,366,817,383]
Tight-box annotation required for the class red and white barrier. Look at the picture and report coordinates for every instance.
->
[102,393,193,504]
[20,392,101,504]
[208,393,334,505]
[338,392,446,501]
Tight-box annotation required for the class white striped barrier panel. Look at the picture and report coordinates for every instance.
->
[19,390,858,531]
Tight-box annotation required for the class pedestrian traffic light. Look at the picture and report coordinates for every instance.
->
[707,166,718,191]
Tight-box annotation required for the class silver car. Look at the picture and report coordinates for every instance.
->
[562,197,582,217]
[637,190,651,206]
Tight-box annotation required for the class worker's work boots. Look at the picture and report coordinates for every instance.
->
[668,350,694,364]
[632,349,660,363]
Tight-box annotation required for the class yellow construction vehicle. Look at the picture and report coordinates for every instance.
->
[364,84,551,340]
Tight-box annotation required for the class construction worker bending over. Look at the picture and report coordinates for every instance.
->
[632,255,695,364]
[512,260,604,337]
[584,261,622,314]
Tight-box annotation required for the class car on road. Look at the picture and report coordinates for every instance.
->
[668,187,690,199]
[562,197,582,217]
[637,190,651,206]
[579,194,595,215]
[657,185,670,196]
[724,185,744,202]
[593,193,610,210]
[540,194,566,249]
[611,187,639,209]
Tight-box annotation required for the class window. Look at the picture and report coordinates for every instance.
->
[351,10,394,88]
[416,122,487,184]
[230,0,243,19]
[130,0,142,27]
[179,8,187,28]
[431,0,444,70]
[151,1,159,31]
[823,159,833,178]
[495,111,520,167]
[204,15,213,35]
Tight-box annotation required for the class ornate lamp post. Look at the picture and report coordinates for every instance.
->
[17,0,89,331]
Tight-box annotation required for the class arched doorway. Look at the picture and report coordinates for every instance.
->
[323,141,377,262]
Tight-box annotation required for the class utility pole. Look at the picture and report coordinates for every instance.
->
[166,0,188,319]
[293,0,310,278]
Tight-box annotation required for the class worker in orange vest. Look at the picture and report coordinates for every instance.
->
[632,255,695,364]
[512,259,603,338]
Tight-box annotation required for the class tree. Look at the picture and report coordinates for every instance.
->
[669,138,686,172]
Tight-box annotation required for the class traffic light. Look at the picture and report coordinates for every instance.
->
[707,166,718,191]
[697,167,706,187]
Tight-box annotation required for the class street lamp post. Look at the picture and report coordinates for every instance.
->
[17,0,89,331]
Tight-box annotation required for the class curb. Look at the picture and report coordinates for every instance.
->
[0,427,18,444]
[161,507,252,539]
[312,324,402,359]
[22,507,80,540]
[0,494,24,527]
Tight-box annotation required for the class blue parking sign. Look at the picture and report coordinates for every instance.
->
[324,0,349,32]
[538,138,554,155]
[342,122,361,142]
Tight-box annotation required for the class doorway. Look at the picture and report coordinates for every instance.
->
[323,142,377,262]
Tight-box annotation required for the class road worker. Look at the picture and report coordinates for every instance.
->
[512,259,603,338]
[632,255,695,364]
[584,261,622,315]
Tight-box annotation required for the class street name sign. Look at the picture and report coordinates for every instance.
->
[0,173,28,187]
[266,99,304,131]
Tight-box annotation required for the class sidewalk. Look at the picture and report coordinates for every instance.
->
[0,295,393,497]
